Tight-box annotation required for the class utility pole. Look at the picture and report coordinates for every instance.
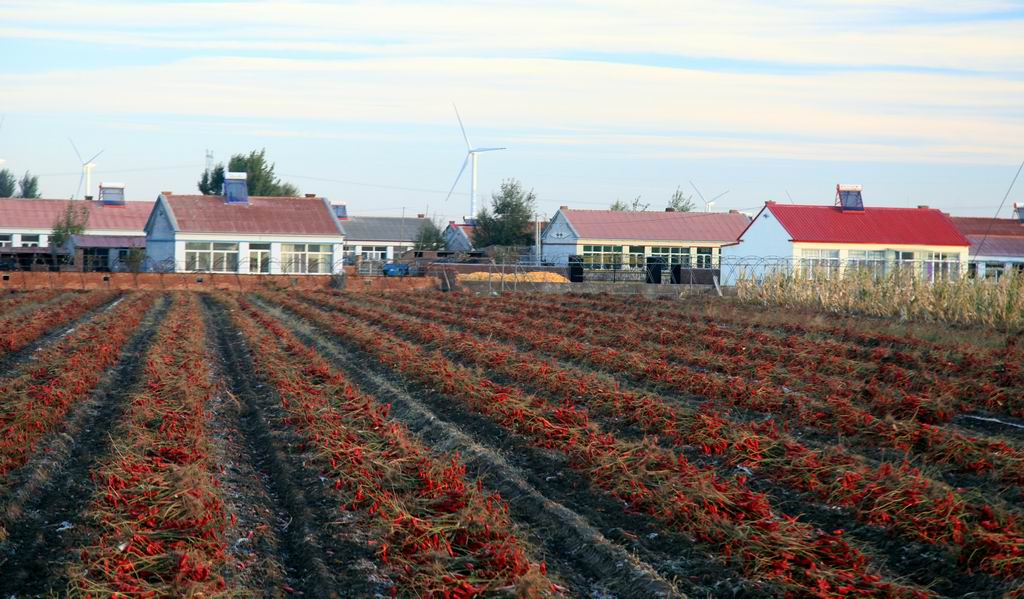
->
[534,212,541,264]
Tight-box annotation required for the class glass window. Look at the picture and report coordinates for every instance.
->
[249,243,271,274]
[984,262,1006,280]
[625,246,646,270]
[649,246,691,266]
[21,235,40,248]
[800,248,840,279]
[581,245,623,270]
[848,249,887,278]
[360,245,388,261]
[924,252,960,281]
[282,243,334,274]
[0,234,11,248]
[185,241,238,272]
[695,247,714,269]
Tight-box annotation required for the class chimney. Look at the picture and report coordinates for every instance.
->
[665,207,675,212]
[304,193,317,198]
[160,191,173,196]
[917,205,929,209]
[98,183,126,206]
[1014,202,1024,223]
[331,200,348,220]
[836,184,864,212]
[224,172,249,205]
[729,209,740,214]
[559,205,568,210]
[84,195,94,201]
[416,213,425,219]
[449,220,456,225]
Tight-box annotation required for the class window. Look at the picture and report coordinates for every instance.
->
[21,235,40,248]
[924,252,960,281]
[695,247,714,269]
[983,262,1005,280]
[249,243,270,274]
[0,234,10,248]
[800,249,840,279]
[185,242,238,273]
[625,245,646,270]
[650,247,691,266]
[848,250,887,278]
[893,251,917,276]
[360,246,388,261]
[282,243,333,274]
[581,245,623,270]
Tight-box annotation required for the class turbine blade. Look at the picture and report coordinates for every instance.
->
[74,171,84,200]
[86,149,105,164]
[689,181,707,203]
[0,115,5,134]
[69,138,84,163]
[445,155,470,203]
[472,147,506,152]
[711,190,730,201]
[453,103,472,150]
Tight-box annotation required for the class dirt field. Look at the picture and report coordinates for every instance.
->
[0,288,1021,598]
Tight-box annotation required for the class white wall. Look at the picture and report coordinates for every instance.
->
[720,206,793,284]
[540,211,578,265]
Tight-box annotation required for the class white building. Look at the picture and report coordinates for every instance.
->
[144,175,344,274]
[722,186,970,284]
[952,203,1024,279]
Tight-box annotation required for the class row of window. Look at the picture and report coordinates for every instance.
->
[0,234,41,248]
[580,245,716,270]
[183,242,334,274]
[799,249,962,281]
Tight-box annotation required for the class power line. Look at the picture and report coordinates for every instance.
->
[976,159,1024,255]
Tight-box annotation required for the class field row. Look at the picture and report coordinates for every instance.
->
[0,289,1020,598]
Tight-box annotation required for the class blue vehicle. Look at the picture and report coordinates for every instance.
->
[382,263,411,277]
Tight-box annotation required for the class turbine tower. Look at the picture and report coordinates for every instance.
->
[444,104,505,221]
[690,181,730,213]
[69,138,104,200]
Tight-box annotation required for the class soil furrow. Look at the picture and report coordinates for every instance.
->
[0,294,168,597]
[203,295,380,599]
[253,294,766,599]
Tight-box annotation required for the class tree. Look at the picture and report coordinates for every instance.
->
[414,218,446,250]
[50,202,90,249]
[17,171,40,198]
[473,179,535,248]
[668,186,695,212]
[0,169,15,197]
[197,149,298,196]
[610,196,649,211]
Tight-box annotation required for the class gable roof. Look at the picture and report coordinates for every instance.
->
[340,216,430,242]
[559,208,750,242]
[763,202,969,247]
[159,194,342,236]
[0,198,153,232]
[951,216,1024,258]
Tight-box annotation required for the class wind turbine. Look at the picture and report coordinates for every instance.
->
[69,138,103,200]
[690,181,729,212]
[444,104,506,221]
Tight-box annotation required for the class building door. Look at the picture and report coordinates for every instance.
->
[249,243,271,273]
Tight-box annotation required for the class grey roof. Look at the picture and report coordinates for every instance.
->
[340,216,430,243]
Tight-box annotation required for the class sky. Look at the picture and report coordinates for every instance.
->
[1,0,1023,223]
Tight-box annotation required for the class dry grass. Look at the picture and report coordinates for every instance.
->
[737,268,1024,331]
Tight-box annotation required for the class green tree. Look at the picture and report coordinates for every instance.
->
[610,196,648,211]
[0,169,15,197]
[50,202,90,248]
[17,171,40,198]
[198,149,298,196]
[668,186,695,212]
[473,179,535,248]
[414,218,446,250]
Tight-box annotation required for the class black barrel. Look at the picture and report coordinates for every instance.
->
[646,256,664,284]
[568,256,584,283]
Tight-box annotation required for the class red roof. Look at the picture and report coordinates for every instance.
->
[163,194,341,236]
[561,209,749,242]
[0,198,153,232]
[952,216,1024,258]
[764,203,968,247]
